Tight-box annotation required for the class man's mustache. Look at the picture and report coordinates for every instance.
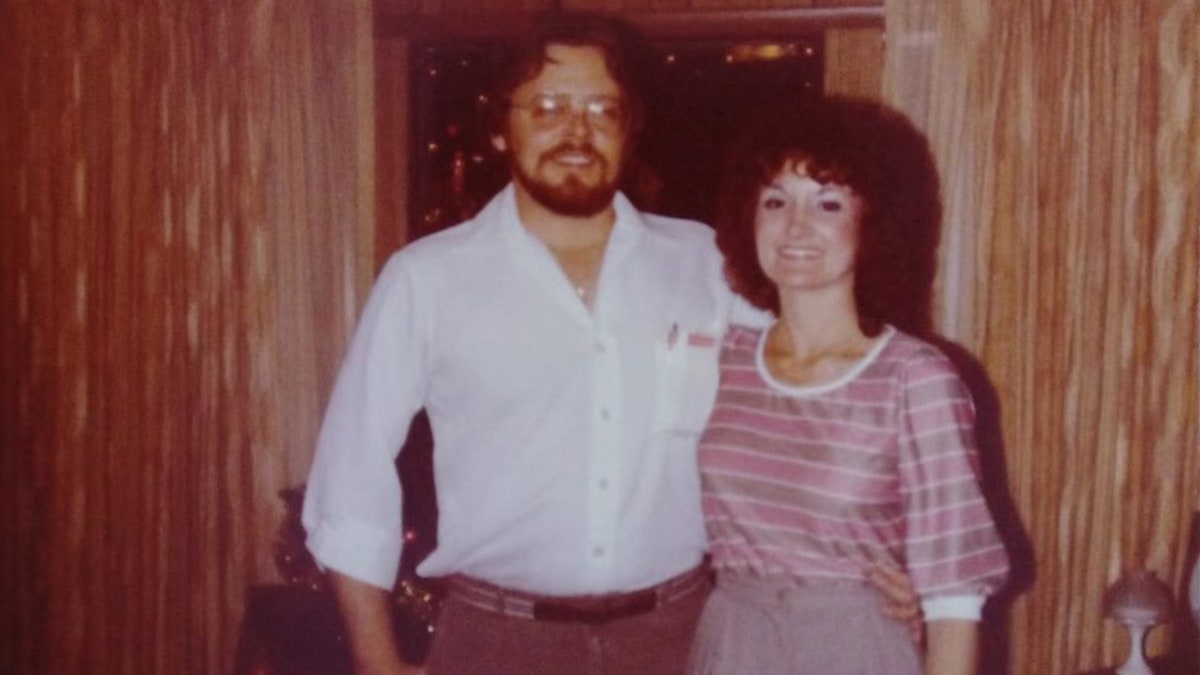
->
[542,143,605,164]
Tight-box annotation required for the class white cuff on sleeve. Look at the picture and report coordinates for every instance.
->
[304,515,402,590]
[921,594,985,621]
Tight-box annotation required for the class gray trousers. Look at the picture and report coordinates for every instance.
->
[426,583,710,675]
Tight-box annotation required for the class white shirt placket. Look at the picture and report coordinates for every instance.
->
[583,328,621,585]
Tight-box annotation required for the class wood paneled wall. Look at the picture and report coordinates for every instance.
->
[885,0,1200,673]
[0,1,375,673]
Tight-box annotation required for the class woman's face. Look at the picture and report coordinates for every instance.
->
[754,163,864,297]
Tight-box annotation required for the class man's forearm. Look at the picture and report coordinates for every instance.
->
[924,619,978,675]
[329,570,422,675]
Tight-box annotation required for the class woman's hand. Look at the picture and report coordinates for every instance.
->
[866,564,924,644]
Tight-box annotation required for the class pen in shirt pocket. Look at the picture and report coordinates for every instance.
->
[666,323,718,349]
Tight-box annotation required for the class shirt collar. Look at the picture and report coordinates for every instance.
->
[496,182,646,260]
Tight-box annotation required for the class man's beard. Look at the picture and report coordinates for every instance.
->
[511,143,620,218]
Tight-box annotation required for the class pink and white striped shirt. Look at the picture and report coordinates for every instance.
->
[698,324,1009,611]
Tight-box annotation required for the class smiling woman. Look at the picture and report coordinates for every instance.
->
[752,167,863,299]
[715,95,941,338]
[690,95,1009,675]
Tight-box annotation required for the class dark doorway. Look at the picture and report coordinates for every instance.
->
[635,38,823,222]
[408,36,824,237]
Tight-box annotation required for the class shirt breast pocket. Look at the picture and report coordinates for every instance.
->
[652,332,721,435]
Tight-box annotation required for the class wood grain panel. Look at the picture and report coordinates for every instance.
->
[0,1,375,673]
[824,26,884,98]
[884,0,1200,672]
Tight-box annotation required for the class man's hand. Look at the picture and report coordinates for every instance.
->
[866,564,923,644]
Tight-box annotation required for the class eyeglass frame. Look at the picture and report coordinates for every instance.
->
[508,93,632,134]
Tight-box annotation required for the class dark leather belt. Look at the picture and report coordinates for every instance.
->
[447,565,710,624]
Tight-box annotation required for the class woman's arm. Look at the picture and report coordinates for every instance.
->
[924,619,978,675]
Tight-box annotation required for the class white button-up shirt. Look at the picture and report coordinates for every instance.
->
[303,185,759,595]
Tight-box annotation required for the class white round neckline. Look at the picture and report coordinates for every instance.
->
[754,324,896,396]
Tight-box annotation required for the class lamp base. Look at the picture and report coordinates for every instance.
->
[1116,623,1153,675]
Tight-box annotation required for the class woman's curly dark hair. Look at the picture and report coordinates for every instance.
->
[714,96,943,337]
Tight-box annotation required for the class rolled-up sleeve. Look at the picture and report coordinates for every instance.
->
[301,252,431,589]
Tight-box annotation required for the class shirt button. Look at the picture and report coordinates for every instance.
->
[592,546,606,558]
[597,478,609,490]
[600,408,610,421]
[595,341,607,354]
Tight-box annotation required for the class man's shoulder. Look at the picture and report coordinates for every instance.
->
[631,211,722,269]
[406,219,485,252]
[393,188,511,262]
[636,210,716,247]
[391,210,501,266]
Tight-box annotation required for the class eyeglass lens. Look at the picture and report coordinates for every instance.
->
[518,94,627,131]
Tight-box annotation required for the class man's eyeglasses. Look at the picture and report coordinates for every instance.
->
[510,93,629,133]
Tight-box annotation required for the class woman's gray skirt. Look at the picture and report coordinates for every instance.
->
[686,573,922,675]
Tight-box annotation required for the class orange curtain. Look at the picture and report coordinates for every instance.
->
[0,1,375,672]
[884,0,1200,672]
